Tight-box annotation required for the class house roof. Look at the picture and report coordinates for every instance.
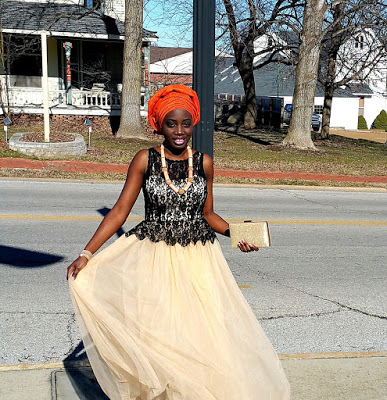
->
[0,1,157,41]
[214,57,373,98]
[150,47,192,64]
[276,30,300,49]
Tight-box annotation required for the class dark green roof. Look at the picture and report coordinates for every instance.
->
[0,1,157,40]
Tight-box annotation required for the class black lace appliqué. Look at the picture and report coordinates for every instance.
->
[126,148,217,246]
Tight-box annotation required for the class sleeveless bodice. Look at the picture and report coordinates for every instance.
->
[126,148,217,246]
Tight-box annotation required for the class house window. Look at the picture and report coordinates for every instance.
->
[358,97,365,116]
[85,0,103,10]
[355,35,364,50]
[314,105,323,115]
[4,35,42,86]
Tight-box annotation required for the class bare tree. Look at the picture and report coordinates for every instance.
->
[283,0,387,149]
[145,1,301,129]
[117,0,145,138]
[282,0,326,150]
[319,2,387,139]
[143,0,193,47]
[218,0,302,129]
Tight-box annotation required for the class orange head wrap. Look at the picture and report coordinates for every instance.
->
[148,84,200,133]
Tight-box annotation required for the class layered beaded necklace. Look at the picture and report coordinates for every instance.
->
[160,144,193,194]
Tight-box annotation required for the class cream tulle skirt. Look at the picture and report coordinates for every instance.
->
[69,234,290,400]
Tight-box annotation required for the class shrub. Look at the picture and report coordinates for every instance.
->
[357,115,368,130]
[371,110,387,130]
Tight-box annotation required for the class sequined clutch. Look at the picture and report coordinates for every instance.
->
[229,221,271,248]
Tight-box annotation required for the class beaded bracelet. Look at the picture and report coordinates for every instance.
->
[79,249,93,261]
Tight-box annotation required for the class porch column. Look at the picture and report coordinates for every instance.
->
[63,42,73,107]
[41,31,50,142]
[143,44,150,110]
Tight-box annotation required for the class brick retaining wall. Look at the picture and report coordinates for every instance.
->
[8,114,155,137]
[10,114,117,135]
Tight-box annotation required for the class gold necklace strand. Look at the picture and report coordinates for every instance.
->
[160,144,193,194]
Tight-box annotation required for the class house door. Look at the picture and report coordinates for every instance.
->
[358,97,365,116]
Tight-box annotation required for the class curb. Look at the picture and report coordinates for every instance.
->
[1,176,386,192]
[1,158,387,184]
[1,351,386,372]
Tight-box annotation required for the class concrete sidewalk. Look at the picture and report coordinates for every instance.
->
[1,157,387,184]
[1,353,386,400]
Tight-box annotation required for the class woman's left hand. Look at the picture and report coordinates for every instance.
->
[238,240,259,253]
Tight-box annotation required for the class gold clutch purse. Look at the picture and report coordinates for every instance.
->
[229,221,271,248]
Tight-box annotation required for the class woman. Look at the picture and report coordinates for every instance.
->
[68,85,290,400]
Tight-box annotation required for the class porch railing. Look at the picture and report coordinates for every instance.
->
[2,87,146,112]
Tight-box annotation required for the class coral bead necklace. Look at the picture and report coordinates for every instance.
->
[160,144,193,194]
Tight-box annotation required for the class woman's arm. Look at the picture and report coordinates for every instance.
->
[67,149,148,279]
[202,153,229,235]
[202,153,258,253]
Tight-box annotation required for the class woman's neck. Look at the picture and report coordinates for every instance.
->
[161,142,189,159]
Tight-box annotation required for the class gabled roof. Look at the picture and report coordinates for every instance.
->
[0,1,157,40]
[214,57,373,98]
[276,30,300,48]
[150,47,192,64]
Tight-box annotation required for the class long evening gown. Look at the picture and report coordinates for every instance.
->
[69,148,290,400]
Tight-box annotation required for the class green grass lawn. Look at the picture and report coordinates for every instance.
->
[1,124,386,180]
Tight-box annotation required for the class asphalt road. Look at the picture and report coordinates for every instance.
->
[0,180,386,365]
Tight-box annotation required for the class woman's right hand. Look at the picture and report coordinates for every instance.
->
[67,256,88,280]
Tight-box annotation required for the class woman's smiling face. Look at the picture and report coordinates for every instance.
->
[161,109,193,153]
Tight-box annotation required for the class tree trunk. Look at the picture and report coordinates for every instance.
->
[222,0,257,129]
[116,0,146,139]
[240,62,257,129]
[283,0,326,150]
[321,84,334,139]
[320,3,345,140]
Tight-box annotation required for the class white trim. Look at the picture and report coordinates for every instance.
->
[6,107,121,116]
[351,92,373,97]
[2,28,124,40]
[2,28,158,42]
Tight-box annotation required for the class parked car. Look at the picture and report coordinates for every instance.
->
[283,104,321,131]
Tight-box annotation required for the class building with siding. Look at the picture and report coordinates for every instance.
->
[0,0,157,131]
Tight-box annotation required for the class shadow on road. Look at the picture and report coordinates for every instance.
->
[0,245,64,267]
[61,341,108,399]
[98,207,125,238]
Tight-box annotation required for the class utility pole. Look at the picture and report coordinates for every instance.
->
[193,0,215,158]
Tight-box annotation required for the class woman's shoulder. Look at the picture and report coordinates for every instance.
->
[130,149,149,170]
[200,152,213,169]
[190,149,213,177]
[132,148,149,161]
[191,149,212,161]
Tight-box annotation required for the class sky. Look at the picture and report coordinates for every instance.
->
[143,2,193,47]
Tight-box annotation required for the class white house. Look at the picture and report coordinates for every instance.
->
[335,28,387,129]
[251,30,387,130]
[0,0,157,130]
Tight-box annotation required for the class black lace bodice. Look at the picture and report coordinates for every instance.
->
[126,148,217,246]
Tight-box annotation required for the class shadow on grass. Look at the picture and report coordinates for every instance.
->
[215,124,284,146]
